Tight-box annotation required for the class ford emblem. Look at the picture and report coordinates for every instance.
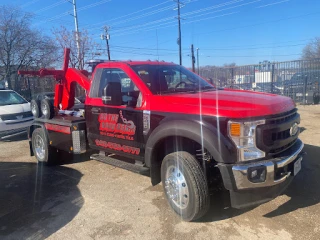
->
[290,123,299,136]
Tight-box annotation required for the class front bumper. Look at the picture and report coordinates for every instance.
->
[218,139,304,208]
[0,118,33,139]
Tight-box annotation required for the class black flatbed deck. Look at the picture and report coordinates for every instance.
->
[34,115,86,126]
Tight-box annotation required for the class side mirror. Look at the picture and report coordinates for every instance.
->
[102,82,122,105]
[127,98,137,107]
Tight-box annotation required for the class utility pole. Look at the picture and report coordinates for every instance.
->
[101,26,111,61]
[191,44,195,72]
[71,0,81,68]
[175,0,182,65]
[196,48,199,75]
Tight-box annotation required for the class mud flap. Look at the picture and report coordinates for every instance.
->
[29,140,34,156]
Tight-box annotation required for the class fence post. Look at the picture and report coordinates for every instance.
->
[231,67,234,87]
[303,75,308,104]
[271,63,275,94]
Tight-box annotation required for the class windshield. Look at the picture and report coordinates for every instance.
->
[131,64,215,94]
[0,90,28,106]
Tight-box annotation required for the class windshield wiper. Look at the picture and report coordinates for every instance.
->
[160,88,197,95]
[198,86,216,92]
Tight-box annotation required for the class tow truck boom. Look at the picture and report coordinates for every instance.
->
[18,48,90,110]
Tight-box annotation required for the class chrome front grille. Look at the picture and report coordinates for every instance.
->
[0,111,33,121]
[256,109,300,156]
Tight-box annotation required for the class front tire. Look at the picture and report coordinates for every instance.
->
[161,151,210,221]
[32,128,57,165]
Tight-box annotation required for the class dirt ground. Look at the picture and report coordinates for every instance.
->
[0,105,320,240]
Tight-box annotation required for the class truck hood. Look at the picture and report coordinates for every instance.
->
[160,89,295,118]
[0,103,31,115]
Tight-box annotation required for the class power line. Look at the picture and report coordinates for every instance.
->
[98,48,302,58]
[77,0,111,12]
[204,53,301,58]
[111,11,238,37]
[34,0,67,13]
[83,0,173,29]
[21,0,41,9]
[111,8,318,40]
[89,0,292,39]
[109,0,262,37]
[107,49,179,57]
[109,45,179,52]
[108,0,247,36]
[98,6,176,34]
[33,0,112,25]
[89,0,199,31]
[105,41,307,54]
[88,4,176,32]
[200,43,307,51]
[197,11,320,36]
[200,38,312,48]
[256,0,289,9]
[181,0,261,20]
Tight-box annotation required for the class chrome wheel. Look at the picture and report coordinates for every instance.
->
[31,104,37,116]
[164,165,189,210]
[41,104,48,116]
[34,135,45,161]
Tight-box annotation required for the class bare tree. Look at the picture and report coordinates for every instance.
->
[302,37,320,60]
[0,5,59,90]
[52,26,98,70]
[223,62,236,67]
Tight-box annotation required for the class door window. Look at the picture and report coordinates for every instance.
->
[90,68,142,107]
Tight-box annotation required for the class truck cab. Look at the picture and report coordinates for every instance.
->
[20,49,305,222]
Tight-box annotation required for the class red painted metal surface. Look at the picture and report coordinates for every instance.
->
[147,90,295,118]
[18,48,90,110]
[45,123,71,134]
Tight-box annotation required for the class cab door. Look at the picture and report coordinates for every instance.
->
[86,66,147,160]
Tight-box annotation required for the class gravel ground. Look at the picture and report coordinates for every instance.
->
[0,105,320,240]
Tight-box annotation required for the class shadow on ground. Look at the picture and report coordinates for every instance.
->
[299,127,307,133]
[0,162,84,240]
[199,143,320,222]
[263,143,320,217]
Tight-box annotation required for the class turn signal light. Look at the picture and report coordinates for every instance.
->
[230,123,241,137]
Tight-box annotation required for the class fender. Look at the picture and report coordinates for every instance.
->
[145,119,237,185]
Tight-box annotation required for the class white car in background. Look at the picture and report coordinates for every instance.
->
[0,88,33,140]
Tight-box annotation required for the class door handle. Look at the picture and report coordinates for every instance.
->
[91,107,101,114]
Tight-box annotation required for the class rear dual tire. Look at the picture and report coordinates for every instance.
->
[30,99,54,119]
[30,100,40,118]
[40,99,55,119]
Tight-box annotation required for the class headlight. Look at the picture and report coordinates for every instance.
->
[228,120,265,161]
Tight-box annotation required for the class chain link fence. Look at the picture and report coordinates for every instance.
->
[200,59,320,104]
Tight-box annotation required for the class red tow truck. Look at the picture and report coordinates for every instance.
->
[19,48,305,221]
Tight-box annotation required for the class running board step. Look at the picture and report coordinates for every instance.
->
[90,154,150,176]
